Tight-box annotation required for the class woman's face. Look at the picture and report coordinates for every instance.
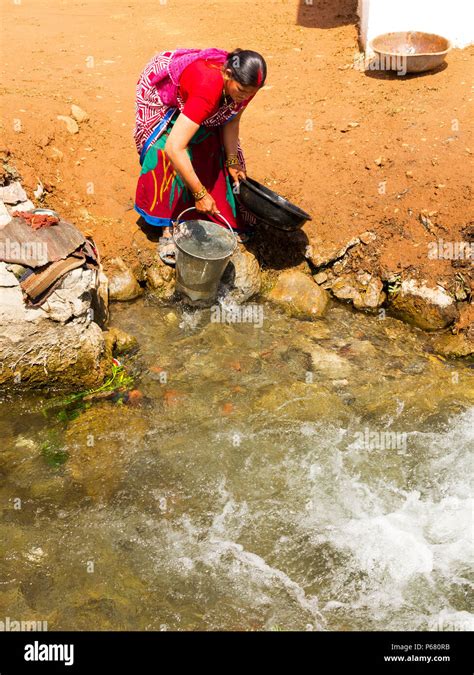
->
[224,70,259,103]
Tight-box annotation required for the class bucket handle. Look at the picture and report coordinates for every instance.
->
[173,207,237,242]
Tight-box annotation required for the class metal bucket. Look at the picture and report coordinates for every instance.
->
[173,208,237,304]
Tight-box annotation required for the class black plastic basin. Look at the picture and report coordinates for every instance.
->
[236,177,312,231]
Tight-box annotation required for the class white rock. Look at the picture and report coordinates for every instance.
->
[0,200,12,228]
[0,181,28,205]
[57,115,79,134]
[9,200,35,213]
[400,279,453,308]
[71,104,89,123]
[0,264,19,287]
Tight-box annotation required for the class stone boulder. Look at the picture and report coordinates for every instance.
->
[107,257,142,301]
[388,279,458,331]
[219,246,261,303]
[0,262,108,388]
[268,270,329,319]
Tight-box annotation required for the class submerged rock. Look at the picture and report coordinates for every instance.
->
[268,270,329,319]
[388,279,458,331]
[310,344,353,379]
[107,257,142,301]
[219,246,261,303]
[432,332,474,358]
[65,405,147,503]
[104,326,138,355]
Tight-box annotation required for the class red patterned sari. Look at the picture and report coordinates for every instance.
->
[134,49,255,231]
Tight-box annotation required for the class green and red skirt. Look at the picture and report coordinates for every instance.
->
[135,112,252,231]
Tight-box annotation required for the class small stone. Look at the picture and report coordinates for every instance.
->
[405,170,414,178]
[147,266,164,289]
[374,157,384,167]
[71,104,89,123]
[104,326,138,354]
[5,264,26,280]
[38,134,53,148]
[57,115,79,134]
[47,146,64,160]
[165,311,179,325]
[359,230,376,244]
[305,235,360,268]
[107,257,142,301]
[33,182,44,199]
[313,271,328,284]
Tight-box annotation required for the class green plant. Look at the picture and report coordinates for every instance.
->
[43,362,134,420]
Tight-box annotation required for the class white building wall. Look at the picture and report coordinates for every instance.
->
[358,0,474,50]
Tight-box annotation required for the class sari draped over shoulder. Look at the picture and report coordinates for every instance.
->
[134,48,256,231]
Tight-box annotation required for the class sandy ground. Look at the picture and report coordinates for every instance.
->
[1,0,473,291]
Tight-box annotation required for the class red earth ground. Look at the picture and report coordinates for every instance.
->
[1,0,473,296]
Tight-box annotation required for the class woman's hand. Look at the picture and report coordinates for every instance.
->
[195,192,220,215]
[228,164,246,186]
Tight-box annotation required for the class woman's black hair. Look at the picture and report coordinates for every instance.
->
[225,49,267,88]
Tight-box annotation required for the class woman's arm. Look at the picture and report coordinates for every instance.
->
[222,111,247,185]
[165,113,219,214]
[222,112,242,158]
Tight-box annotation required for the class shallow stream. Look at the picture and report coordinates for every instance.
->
[1,297,472,631]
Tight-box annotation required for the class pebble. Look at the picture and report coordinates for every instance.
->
[57,115,79,134]
[71,104,89,123]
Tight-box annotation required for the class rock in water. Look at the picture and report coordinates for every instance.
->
[219,246,261,303]
[146,255,175,299]
[107,257,142,301]
[268,270,329,318]
[389,279,458,331]
[432,332,473,358]
[104,326,138,355]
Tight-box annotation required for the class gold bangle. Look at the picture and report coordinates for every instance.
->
[225,154,239,167]
[192,186,207,200]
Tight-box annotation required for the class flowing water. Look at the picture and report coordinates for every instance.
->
[0,297,473,631]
